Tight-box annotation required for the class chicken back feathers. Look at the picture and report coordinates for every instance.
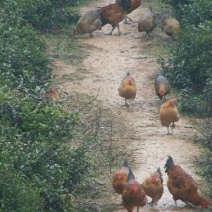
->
[165,156,210,208]
[112,159,129,194]
[161,14,182,37]
[74,9,102,37]
[142,168,163,206]
[138,6,156,35]
[100,0,130,35]
[122,167,147,212]
[160,98,179,134]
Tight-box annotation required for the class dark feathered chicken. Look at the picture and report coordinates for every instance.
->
[165,156,210,209]
[100,0,131,35]
[122,167,147,212]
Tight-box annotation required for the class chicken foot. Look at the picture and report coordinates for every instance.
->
[167,127,173,135]
[123,15,134,24]
[182,201,195,209]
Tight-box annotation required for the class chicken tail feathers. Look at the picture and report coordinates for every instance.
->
[128,167,135,181]
[123,159,129,167]
[157,167,162,177]
[118,0,131,10]
[164,155,175,173]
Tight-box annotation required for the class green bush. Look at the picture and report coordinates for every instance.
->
[0,16,51,91]
[161,22,212,89]
[160,20,212,116]
[2,0,81,31]
[180,0,212,26]
[0,125,91,211]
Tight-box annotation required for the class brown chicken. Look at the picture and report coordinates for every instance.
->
[116,0,142,23]
[118,72,137,111]
[100,0,130,35]
[160,98,179,134]
[46,87,60,103]
[161,14,182,38]
[73,9,102,37]
[138,6,156,37]
[142,168,163,209]
[122,167,147,212]
[165,156,210,209]
[154,74,170,101]
[112,159,129,194]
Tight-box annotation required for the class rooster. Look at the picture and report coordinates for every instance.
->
[99,0,131,35]
[165,156,210,209]
[122,167,147,212]
[154,74,170,102]
[73,9,102,37]
[142,168,163,209]
[159,98,179,134]
[116,0,142,23]
[118,72,137,111]
[112,159,129,194]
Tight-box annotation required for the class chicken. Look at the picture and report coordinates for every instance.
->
[112,159,129,194]
[118,72,137,111]
[142,168,163,209]
[99,0,130,35]
[165,156,210,209]
[159,98,179,135]
[138,6,156,37]
[161,14,182,38]
[122,167,147,212]
[116,0,142,23]
[154,74,170,102]
[73,9,102,37]
[46,87,60,103]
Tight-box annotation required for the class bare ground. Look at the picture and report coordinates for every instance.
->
[51,0,209,211]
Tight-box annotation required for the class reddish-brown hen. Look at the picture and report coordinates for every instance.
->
[142,168,163,209]
[122,167,147,212]
[165,156,210,209]
[100,0,130,35]
[160,98,179,134]
[112,159,129,194]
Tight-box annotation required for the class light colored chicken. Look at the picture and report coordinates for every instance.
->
[161,14,182,38]
[122,167,147,212]
[112,159,129,194]
[165,156,210,209]
[118,72,137,111]
[138,6,156,37]
[73,9,102,37]
[154,74,170,102]
[160,98,179,134]
[142,168,163,209]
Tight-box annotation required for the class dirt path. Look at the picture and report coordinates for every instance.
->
[53,0,206,211]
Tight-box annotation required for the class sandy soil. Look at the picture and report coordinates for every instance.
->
[52,0,208,211]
